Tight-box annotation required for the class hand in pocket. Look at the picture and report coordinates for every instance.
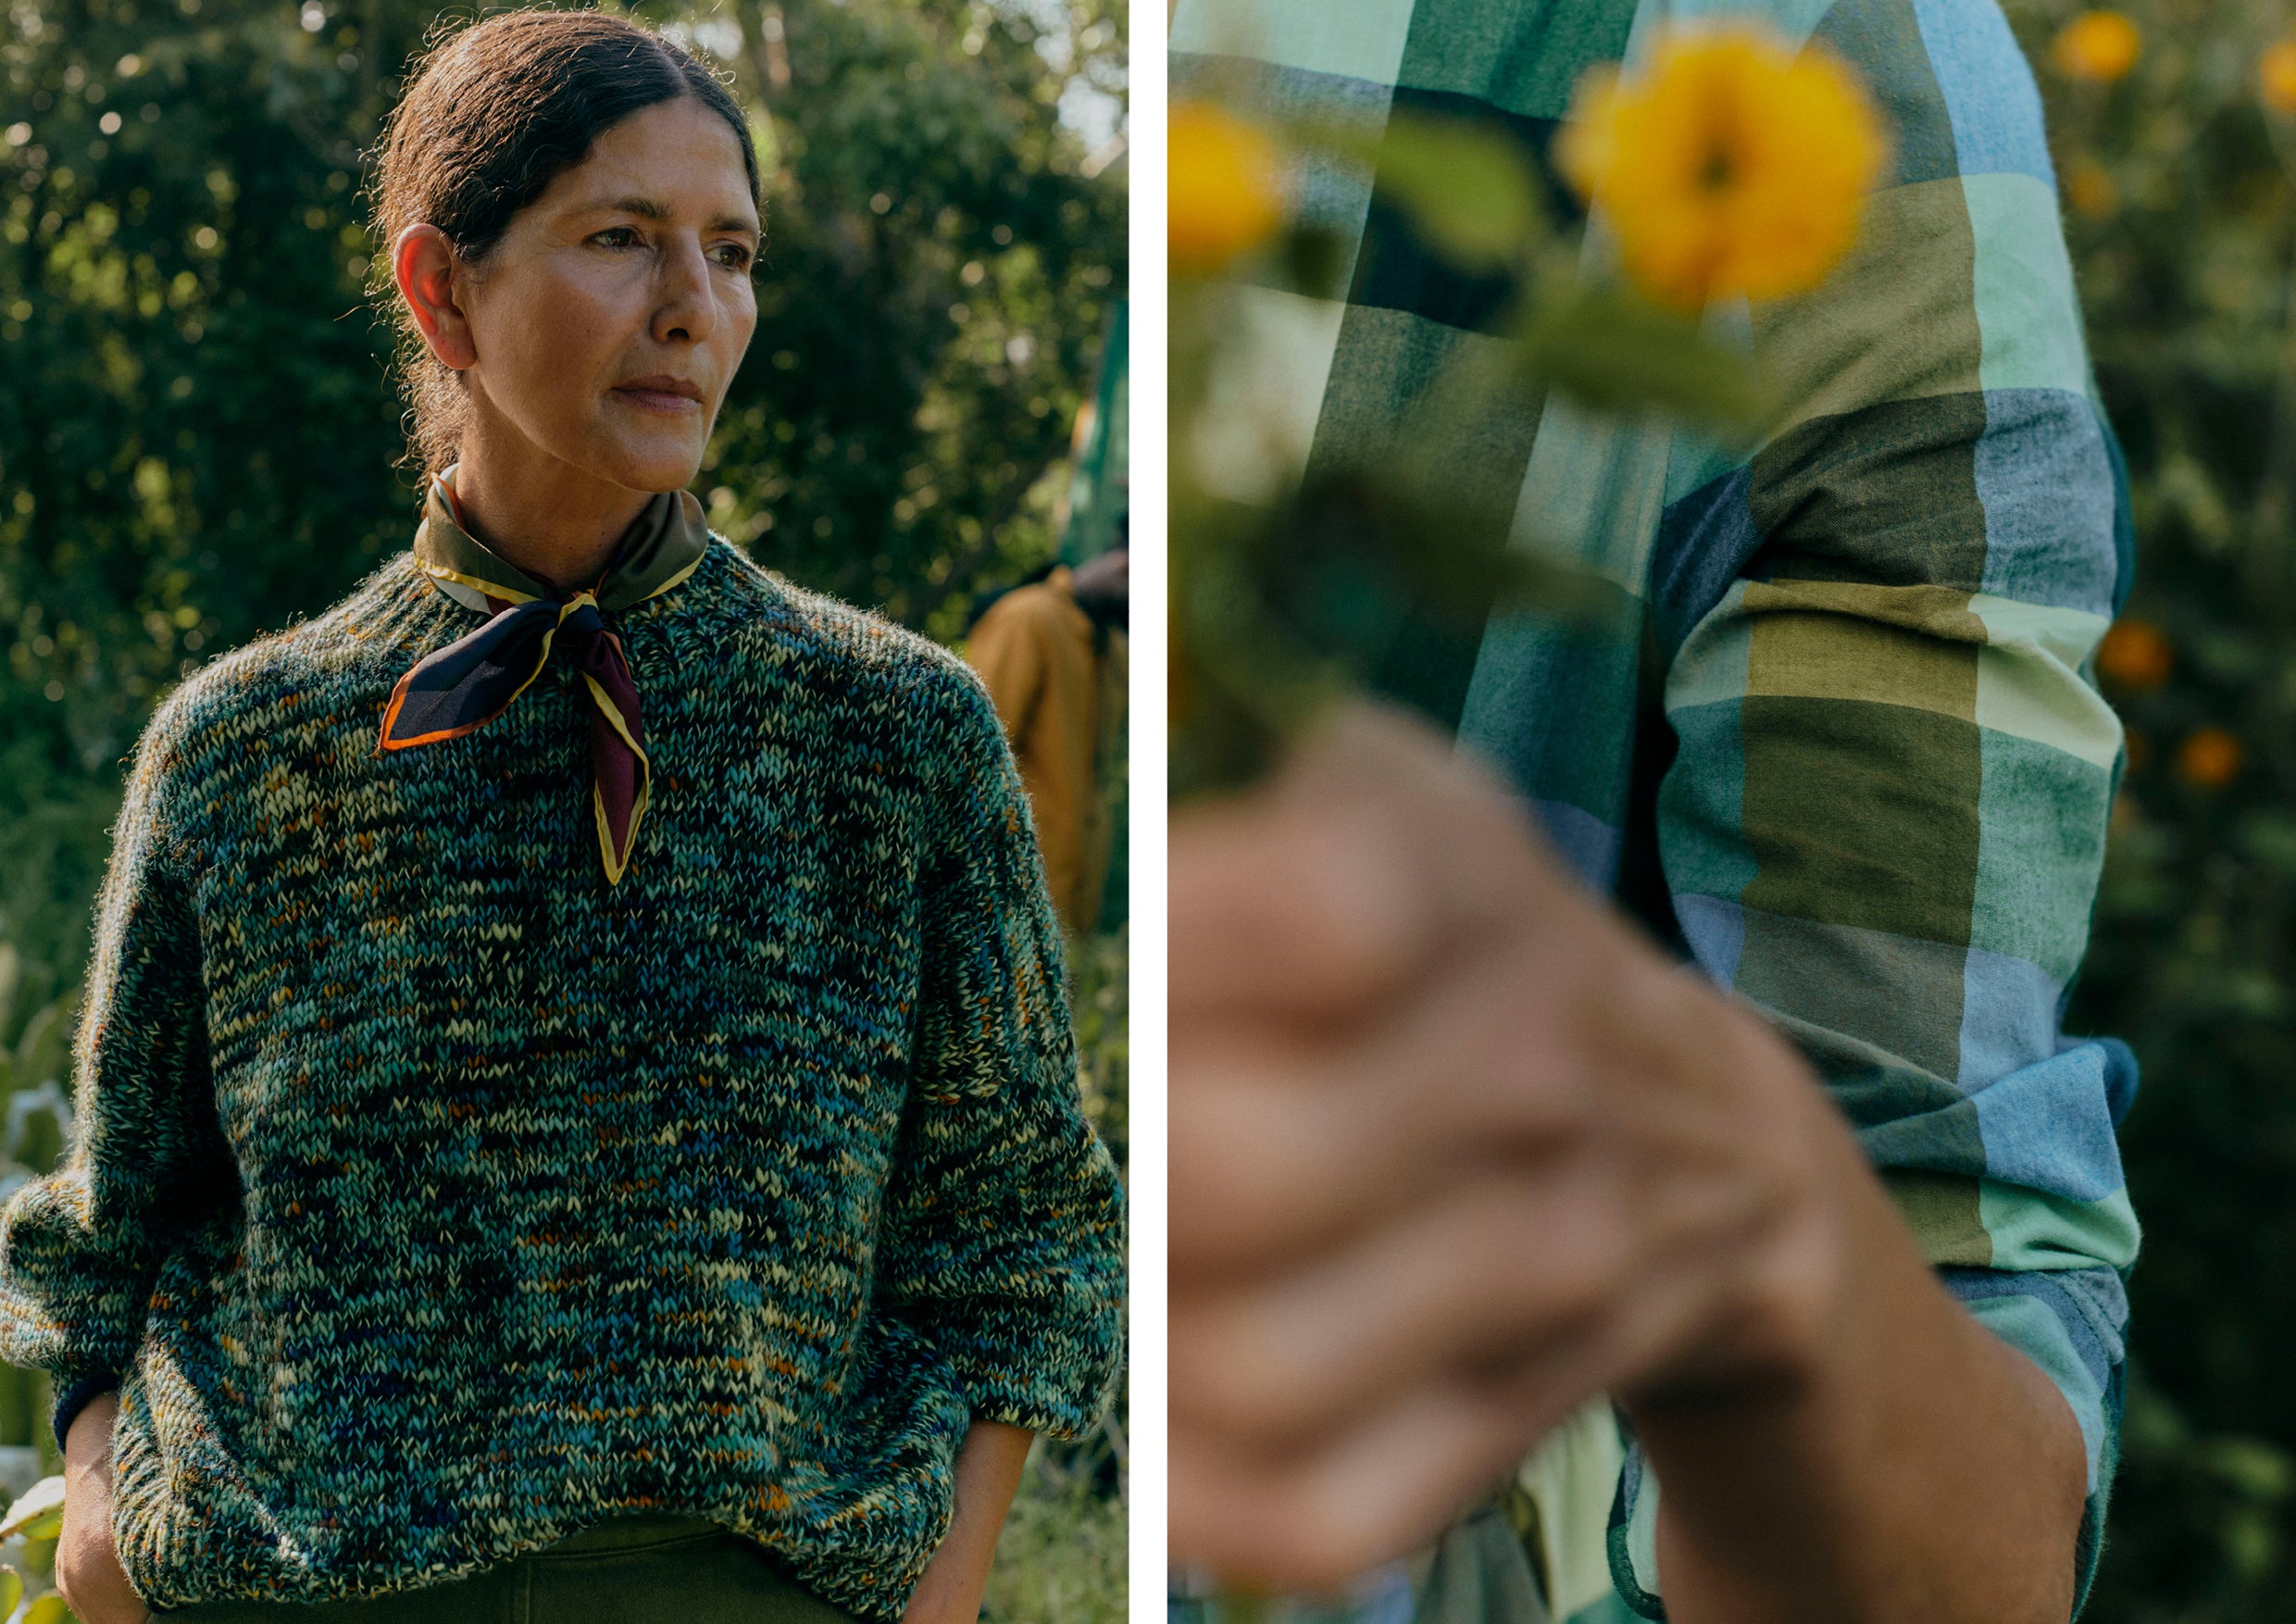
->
[57,1392,152,1624]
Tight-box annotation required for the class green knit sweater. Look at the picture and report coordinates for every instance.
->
[0,534,1128,1618]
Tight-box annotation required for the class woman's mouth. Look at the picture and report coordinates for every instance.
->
[611,376,705,414]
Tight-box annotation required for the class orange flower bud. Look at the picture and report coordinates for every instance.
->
[2096,619,2172,690]
[2065,156,2118,219]
[2053,11,2141,82]
[2177,727,2244,789]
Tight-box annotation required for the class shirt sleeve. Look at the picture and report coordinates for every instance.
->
[0,693,234,1453]
[1616,0,2139,1615]
[869,659,1128,1440]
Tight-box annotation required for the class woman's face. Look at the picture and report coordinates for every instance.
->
[402,96,762,493]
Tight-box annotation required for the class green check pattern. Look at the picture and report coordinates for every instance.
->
[1173,0,2137,1618]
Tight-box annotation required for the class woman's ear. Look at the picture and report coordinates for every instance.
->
[393,223,479,371]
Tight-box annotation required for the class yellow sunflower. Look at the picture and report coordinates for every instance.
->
[1554,24,1887,313]
[1170,101,1286,277]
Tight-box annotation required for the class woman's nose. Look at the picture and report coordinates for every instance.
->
[652,240,718,347]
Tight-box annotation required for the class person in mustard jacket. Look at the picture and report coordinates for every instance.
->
[966,545,1129,939]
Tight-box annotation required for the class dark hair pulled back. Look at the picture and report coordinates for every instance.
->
[368,8,762,477]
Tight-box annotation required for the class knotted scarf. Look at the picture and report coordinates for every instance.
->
[377,468,710,884]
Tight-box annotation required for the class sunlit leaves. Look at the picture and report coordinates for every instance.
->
[703,0,1124,640]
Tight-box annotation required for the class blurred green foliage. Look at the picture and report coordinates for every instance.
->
[985,1430,1127,1624]
[2013,0,2296,1614]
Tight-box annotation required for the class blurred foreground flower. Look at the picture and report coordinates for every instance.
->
[1173,30,1873,796]
[2052,11,2141,83]
[2178,728,2244,788]
[1554,24,1886,311]
[2263,40,2296,114]
[1170,101,1285,277]
[2097,618,2173,689]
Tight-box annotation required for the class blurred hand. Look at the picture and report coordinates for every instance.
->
[1169,702,1858,1592]
[57,1393,150,1624]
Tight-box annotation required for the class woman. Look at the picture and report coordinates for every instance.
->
[0,11,1126,1624]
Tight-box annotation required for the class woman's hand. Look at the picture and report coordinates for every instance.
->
[56,1392,151,1624]
[899,1420,1034,1624]
[1168,702,1857,1591]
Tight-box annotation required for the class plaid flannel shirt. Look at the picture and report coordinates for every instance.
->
[1172,0,2139,1618]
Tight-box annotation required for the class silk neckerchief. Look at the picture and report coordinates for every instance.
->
[377,468,709,884]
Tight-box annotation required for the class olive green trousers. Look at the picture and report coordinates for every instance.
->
[149,1513,859,1623]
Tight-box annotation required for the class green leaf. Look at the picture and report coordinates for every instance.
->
[0,1478,64,1544]
[1516,286,1772,435]
[1295,111,1545,273]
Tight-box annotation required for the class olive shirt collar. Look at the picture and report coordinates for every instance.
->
[409,467,710,612]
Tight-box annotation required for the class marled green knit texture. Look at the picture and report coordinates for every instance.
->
[0,536,1127,1618]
